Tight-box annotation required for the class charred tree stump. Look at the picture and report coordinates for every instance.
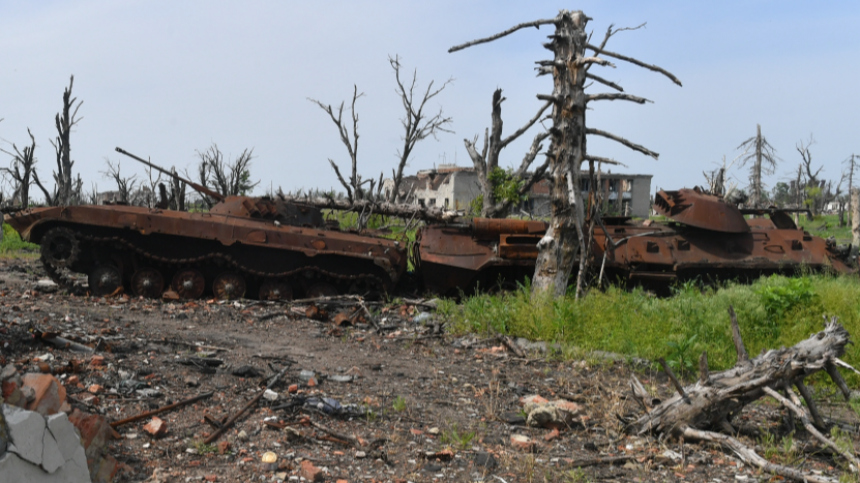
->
[630,308,859,482]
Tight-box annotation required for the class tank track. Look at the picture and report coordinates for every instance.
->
[41,228,388,299]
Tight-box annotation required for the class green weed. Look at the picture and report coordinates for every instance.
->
[442,273,860,384]
[440,423,475,450]
[392,395,407,412]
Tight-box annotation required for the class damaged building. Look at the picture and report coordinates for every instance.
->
[383,165,652,218]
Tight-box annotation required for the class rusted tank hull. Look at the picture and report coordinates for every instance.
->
[414,210,855,295]
[6,202,407,300]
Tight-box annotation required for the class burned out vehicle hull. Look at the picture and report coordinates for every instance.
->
[414,189,855,294]
[5,197,407,300]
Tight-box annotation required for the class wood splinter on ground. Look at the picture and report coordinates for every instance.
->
[628,305,859,483]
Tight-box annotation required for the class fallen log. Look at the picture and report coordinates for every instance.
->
[629,308,858,482]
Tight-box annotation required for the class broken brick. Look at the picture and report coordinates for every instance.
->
[21,373,66,416]
[300,459,324,482]
[143,416,168,437]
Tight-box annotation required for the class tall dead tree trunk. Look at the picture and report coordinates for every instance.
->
[451,11,679,297]
[853,188,860,251]
[50,75,82,206]
[530,12,588,296]
[738,124,778,209]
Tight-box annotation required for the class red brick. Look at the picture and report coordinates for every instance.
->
[143,416,168,437]
[300,459,324,482]
[22,373,66,415]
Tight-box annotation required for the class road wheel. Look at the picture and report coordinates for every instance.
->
[258,280,293,301]
[41,227,80,268]
[212,272,246,300]
[88,264,123,296]
[171,268,205,299]
[131,268,164,298]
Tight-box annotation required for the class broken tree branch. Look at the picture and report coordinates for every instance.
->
[448,17,558,53]
[586,128,659,159]
[111,392,214,428]
[585,44,682,86]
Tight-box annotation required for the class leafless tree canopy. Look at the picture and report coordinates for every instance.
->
[196,143,258,207]
[388,55,453,203]
[102,160,138,204]
[0,128,37,208]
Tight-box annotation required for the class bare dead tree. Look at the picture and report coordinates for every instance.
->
[170,168,187,211]
[310,86,371,204]
[195,143,259,207]
[737,124,779,209]
[842,154,857,226]
[102,160,138,204]
[388,55,453,203]
[451,12,680,297]
[47,75,83,206]
[463,88,552,218]
[797,136,824,219]
[0,128,37,208]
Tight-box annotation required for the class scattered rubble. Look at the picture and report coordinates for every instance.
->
[0,257,858,482]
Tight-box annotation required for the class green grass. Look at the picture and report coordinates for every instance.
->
[444,274,860,383]
[1,223,39,256]
[795,214,853,243]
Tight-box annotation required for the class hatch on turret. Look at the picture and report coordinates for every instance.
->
[653,188,749,233]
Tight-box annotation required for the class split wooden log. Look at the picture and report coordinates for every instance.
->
[630,308,858,482]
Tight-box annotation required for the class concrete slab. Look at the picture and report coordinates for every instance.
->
[3,404,46,466]
[0,451,92,483]
[41,428,65,474]
[46,413,82,462]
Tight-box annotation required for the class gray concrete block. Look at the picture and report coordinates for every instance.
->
[64,445,93,483]
[3,404,46,466]
[41,428,65,474]
[0,451,92,483]
[46,413,82,462]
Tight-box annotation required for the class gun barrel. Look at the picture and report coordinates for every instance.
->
[115,147,225,203]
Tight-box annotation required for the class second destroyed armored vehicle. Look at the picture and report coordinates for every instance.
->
[4,149,408,300]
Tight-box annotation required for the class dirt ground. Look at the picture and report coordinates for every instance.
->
[0,256,856,483]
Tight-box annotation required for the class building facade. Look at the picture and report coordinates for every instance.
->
[383,166,653,218]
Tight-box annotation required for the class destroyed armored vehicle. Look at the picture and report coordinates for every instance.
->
[4,149,408,300]
[413,188,855,294]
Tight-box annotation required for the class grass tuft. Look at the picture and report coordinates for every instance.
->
[444,274,860,383]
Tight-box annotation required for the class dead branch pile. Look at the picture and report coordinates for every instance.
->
[629,307,859,482]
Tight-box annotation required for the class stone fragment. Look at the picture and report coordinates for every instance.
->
[88,355,105,368]
[0,452,89,483]
[328,375,352,383]
[263,389,279,401]
[87,384,103,394]
[217,440,230,454]
[0,363,17,381]
[41,427,66,473]
[473,451,497,469]
[4,404,46,465]
[287,384,299,393]
[21,373,66,416]
[510,434,536,452]
[184,376,199,387]
[524,399,582,429]
[300,459,324,482]
[143,417,167,436]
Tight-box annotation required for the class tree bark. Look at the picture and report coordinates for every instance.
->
[532,11,588,297]
[852,187,860,250]
[631,316,850,438]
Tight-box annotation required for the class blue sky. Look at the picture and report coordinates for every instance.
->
[1,1,859,199]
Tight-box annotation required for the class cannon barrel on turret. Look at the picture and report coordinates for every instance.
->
[115,147,225,203]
